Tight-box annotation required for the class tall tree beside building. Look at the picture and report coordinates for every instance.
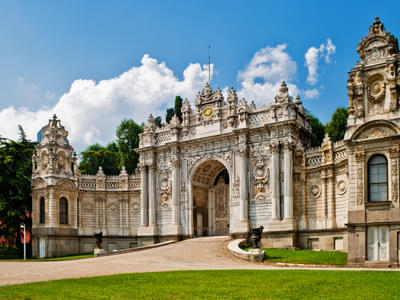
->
[79,143,121,175]
[325,107,348,142]
[174,96,183,122]
[0,126,35,257]
[308,114,326,147]
[116,119,143,174]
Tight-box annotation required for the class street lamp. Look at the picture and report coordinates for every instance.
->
[20,224,26,260]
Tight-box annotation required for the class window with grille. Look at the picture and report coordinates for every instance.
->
[368,155,387,202]
[59,197,68,224]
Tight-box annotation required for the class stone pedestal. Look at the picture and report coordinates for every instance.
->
[249,248,265,262]
[94,248,106,256]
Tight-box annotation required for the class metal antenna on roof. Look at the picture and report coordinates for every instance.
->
[208,45,211,84]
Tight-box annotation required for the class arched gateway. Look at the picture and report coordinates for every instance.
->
[190,160,230,236]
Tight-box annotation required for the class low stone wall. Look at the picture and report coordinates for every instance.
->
[227,239,264,262]
[95,240,177,257]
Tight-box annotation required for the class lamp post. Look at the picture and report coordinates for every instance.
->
[20,224,26,261]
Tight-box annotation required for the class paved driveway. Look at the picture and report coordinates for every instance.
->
[0,236,397,286]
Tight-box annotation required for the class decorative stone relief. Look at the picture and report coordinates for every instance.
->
[310,185,322,199]
[355,151,365,205]
[336,180,347,195]
[232,176,240,199]
[389,146,399,202]
[159,173,171,204]
[131,202,140,213]
[252,157,269,193]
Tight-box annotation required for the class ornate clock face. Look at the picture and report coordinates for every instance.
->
[202,107,214,119]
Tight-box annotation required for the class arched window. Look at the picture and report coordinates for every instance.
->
[368,155,388,202]
[59,197,68,224]
[39,197,45,224]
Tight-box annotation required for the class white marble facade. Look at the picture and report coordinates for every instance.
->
[32,18,400,265]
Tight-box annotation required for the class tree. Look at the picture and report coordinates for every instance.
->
[308,114,325,147]
[116,119,143,174]
[174,96,183,122]
[165,108,175,124]
[78,143,120,175]
[165,95,183,124]
[0,126,36,257]
[154,116,163,128]
[325,107,348,142]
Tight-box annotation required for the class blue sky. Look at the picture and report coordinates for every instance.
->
[0,1,398,151]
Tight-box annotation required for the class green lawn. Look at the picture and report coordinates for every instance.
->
[0,270,399,299]
[262,248,348,265]
[0,252,94,261]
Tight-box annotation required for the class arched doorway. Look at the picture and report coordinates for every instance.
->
[191,160,230,236]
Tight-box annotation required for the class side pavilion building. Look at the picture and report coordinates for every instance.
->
[32,18,400,266]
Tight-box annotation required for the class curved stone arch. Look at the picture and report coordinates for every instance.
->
[55,178,77,191]
[351,119,400,141]
[188,155,232,184]
[187,156,232,237]
[32,177,46,189]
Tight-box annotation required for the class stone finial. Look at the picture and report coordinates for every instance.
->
[182,98,191,113]
[274,81,293,104]
[119,166,127,176]
[369,17,385,36]
[97,166,105,177]
[227,87,238,105]
[294,95,302,105]
[169,114,181,128]
[322,133,332,146]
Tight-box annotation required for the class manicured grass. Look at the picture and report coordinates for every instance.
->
[0,270,399,299]
[0,253,94,261]
[243,247,347,265]
[262,248,348,265]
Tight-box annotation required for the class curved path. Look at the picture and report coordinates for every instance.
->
[0,236,397,286]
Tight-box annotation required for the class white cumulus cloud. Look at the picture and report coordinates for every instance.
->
[237,44,299,104]
[0,54,211,151]
[305,38,336,85]
[303,88,319,99]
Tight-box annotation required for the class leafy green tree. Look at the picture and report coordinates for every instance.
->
[325,107,348,142]
[174,96,183,122]
[308,114,325,147]
[116,119,143,174]
[0,126,36,257]
[154,116,163,128]
[79,143,120,175]
[165,108,175,124]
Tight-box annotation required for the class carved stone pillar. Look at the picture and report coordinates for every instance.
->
[48,188,56,227]
[355,151,365,205]
[239,145,248,222]
[271,142,280,220]
[140,164,148,226]
[148,164,156,226]
[389,146,399,203]
[327,169,336,228]
[171,157,181,226]
[284,142,294,220]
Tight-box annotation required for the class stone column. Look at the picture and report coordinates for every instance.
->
[327,170,336,228]
[140,165,148,226]
[171,158,180,226]
[271,142,280,220]
[239,145,248,221]
[284,142,294,220]
[48,188,56,227]
[148,164,156,226]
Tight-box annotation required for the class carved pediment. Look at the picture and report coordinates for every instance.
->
[55,179,76,191]
[352,121,399,141]
[32,178,46,189]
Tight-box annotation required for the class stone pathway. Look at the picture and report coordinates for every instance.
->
[0,236,397,286]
